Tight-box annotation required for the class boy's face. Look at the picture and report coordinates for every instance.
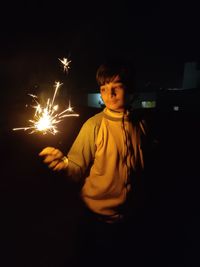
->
[100,75,126,112]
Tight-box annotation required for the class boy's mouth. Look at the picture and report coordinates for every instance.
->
[108,100,118,104]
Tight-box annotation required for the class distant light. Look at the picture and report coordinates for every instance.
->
[87,93,104,108]
[141,101,156,108]
[173,106,179,111]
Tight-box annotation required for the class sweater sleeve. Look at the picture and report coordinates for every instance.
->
[66,116,101,183]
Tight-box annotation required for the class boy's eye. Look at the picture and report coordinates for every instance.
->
[115,85,124,90]
[100,88,105,92]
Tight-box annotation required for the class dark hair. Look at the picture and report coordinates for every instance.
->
[96,59,135,92]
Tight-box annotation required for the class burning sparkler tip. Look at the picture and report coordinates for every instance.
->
[13,56,78,135]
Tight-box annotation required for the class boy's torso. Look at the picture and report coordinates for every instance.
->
[81,108,144,219]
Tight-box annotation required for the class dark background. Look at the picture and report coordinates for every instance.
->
[1,1,200,266]
[1,1,199,94]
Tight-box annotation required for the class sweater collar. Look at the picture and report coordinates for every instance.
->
[103,107,130,121]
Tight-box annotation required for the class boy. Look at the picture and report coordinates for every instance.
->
[39,59,147,265]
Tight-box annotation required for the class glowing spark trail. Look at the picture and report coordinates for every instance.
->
[13,57,79,135]
[13,81,79,135]
[58,57,71,73]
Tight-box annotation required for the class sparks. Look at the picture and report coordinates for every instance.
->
[13,81,79,135]
[58,57,71,73]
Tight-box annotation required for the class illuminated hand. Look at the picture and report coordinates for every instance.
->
[39,146,68,171]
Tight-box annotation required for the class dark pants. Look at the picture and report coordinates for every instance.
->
[74,208,146,267]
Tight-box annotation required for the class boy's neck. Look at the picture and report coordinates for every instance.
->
[107,107,128,114]
[106,107,129,115]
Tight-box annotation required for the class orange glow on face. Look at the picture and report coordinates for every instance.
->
[100,76,126,112]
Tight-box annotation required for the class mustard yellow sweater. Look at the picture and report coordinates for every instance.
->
[67,108,146,220]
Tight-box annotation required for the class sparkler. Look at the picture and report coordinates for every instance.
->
[13,58,79,135]
[58,57,71,73]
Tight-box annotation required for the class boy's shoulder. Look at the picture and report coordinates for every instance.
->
[84,109,104,127]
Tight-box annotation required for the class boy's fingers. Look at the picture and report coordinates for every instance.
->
[48,160,59,169]
[53,161,66,171]
[54,150,63,158]
[39,147,55,156]
[43,155,57,163]
[39,147,66,171]
[39,147,61,157]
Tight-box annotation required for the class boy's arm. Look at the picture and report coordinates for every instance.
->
[66,118,100,182]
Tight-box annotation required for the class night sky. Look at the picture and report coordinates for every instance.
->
[1,1,199,97]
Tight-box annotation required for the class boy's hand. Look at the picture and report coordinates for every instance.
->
[39,146,68,171]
